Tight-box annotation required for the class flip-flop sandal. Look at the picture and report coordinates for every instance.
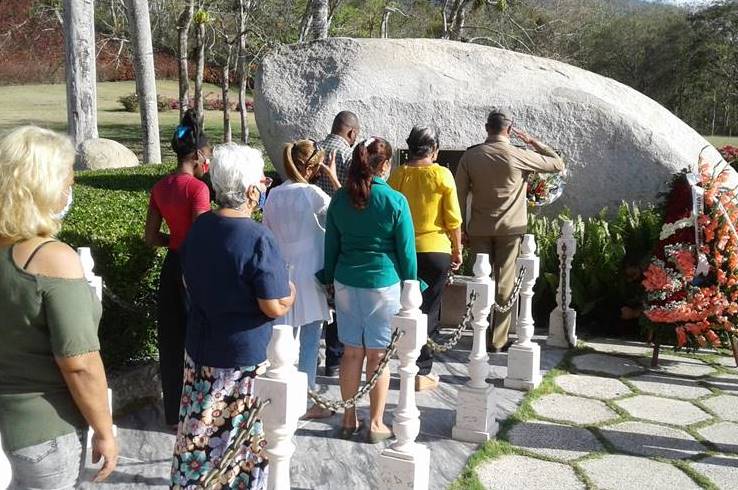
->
[338,419,366,440]
[302,405,336,420]
[367,429,394,444]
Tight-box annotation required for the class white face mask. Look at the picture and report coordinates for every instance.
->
[55,187,73,220]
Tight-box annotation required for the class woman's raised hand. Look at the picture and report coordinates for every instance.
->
[319,150,341,190]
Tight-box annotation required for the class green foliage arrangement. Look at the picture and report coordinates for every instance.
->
[529,204,662,336]
[58,164,173,368]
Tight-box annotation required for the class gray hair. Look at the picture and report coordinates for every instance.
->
[210,143,264,209]
[406,126,439,159]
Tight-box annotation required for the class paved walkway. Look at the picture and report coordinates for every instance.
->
[79,331,565,489]
[475,339,738,490]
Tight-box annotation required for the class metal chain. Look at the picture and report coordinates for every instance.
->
[426,290,478,353]
[308,328,405,412]
[102,284,154,317]
[560,244,575,349]
[492,266,527,313]
[201,398,272,489]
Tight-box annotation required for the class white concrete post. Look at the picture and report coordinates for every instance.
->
[378,280,430,490]
[254,325,307,490]
[77,247,116,447]
[452,254,498,442]
[504,235,542,390]
[547,221,577,348]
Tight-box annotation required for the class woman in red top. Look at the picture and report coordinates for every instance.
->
[144,109,212,428]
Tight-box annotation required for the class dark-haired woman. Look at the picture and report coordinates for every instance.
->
[318,137,418,443]
[388,126,463,392]
[144,109,212,428]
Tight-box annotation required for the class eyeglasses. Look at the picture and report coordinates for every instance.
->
[305,139,321,167]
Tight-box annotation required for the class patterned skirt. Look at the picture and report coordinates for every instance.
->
[170,353,268,489]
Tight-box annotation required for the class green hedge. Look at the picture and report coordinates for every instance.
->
[60,165,172,368]
[62,164,663,367]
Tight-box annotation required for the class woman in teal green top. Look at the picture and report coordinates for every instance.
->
[0,126,118,488]
[318,137,418,443]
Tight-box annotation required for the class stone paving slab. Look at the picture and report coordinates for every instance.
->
[697,421,738,453]
[476,455,585,490]
[506,420,603,461]
[531,394,618,425]
[702,394,738,422]
[615,395,712,426]
[555,374,631,400]
[578,454,700,490]
[581,338,651,357]
[598,421,706,459]
[640,354,717,378]
[690,454,738,490]
[705,373,738,394]
[714,356,738,369]
[627,373,713,400]
[571,353,644,377]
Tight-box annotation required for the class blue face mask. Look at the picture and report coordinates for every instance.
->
[257,188,266,209]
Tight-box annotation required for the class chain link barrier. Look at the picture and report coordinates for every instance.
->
[308,328,405,412]
[492,266,526,313]
[102,284,155,318]
[425,290,477,353]
[201,398,272,489]
[425,266,526,353]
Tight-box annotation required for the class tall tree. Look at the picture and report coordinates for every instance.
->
[176,0,195,119]
[237,0,251,143]
[63,0,98,146]
[125,0,162,164]
[301,0,330,41]
[193,7,209,121]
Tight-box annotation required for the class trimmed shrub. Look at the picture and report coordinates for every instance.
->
[118,93,175,113]
[59,164,173,368]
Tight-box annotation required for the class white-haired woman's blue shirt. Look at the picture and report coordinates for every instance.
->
[263,180,332,327]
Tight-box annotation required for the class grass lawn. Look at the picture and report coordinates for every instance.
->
[706,135,738,147]
[0,79,261,164]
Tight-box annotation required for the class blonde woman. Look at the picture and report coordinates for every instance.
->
[0,126,118,488]
[263,139,339,419]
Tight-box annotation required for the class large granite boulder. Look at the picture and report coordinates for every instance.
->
[77,138,140,171]
[255,38,727,216]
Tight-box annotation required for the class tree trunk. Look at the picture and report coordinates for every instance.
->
[380,9,390,38]
[195,21,205,122]
[237,0,250,144]
[63,0,98,147]
[309,0,329,40]
[222,46,232,143]
[298,0,312,43]
[125,0,162,164]
[177,0,195,119]
[448,0,472,41]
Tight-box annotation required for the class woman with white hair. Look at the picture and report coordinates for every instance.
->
[171,143,295,488]
[0,126,118,488]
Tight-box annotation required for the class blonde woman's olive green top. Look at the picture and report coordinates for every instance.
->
[0,245,102,452]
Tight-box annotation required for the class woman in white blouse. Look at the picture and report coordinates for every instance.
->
[263,139,340,419]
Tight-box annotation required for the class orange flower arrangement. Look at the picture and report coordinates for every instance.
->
[642,158,738,350]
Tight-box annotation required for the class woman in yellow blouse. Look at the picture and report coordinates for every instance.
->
[388,126,463,391]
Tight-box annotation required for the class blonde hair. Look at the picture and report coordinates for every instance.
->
[0,126,75,241]
[211,143,264,209]
[283,139,325,184]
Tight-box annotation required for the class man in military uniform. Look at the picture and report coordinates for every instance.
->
[455,109,564,352]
